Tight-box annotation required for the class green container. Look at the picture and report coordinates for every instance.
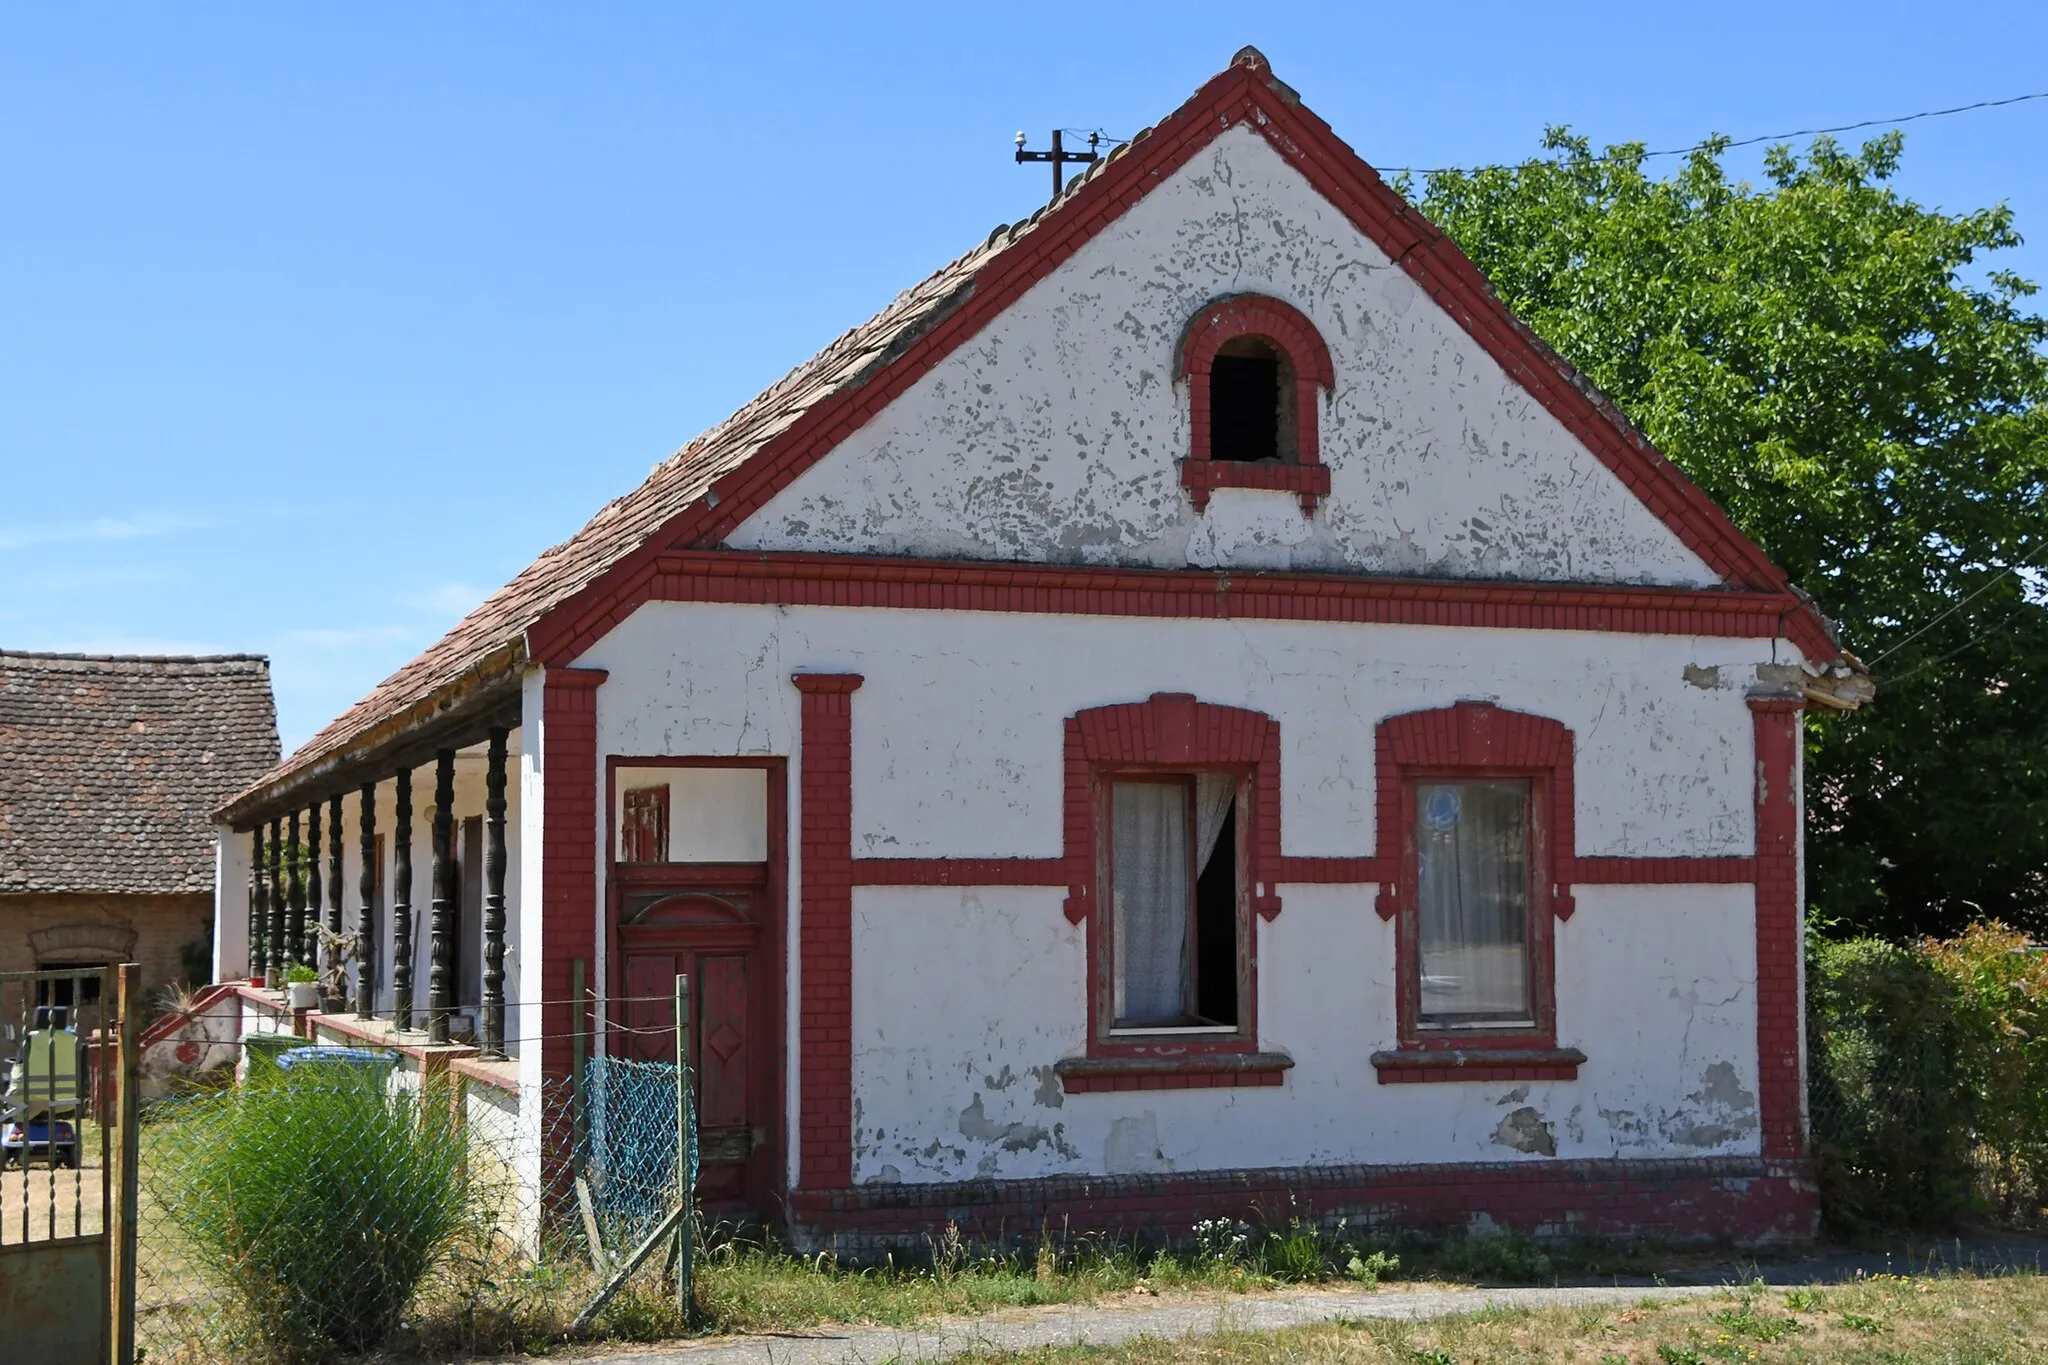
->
[240,1032,298,1085]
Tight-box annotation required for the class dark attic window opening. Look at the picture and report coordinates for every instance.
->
[1209,336,1297,464]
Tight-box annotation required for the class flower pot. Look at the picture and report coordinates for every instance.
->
[286,982,320,1011]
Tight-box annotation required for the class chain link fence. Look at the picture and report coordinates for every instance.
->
[134,1050,696,1363]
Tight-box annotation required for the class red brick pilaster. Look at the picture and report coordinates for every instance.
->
[540,667,607,1083]
[1749,697,1804,1158]
[794,673,862,1189]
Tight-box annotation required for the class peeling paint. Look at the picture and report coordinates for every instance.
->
[1493,1106,1557,1157]
[1682,664,1721,689]
[1105,1114,1172,1175]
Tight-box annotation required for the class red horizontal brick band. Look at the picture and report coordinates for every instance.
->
[785,1154,1820,1248]
[553,551,1823,661]
[1274,856,1387,883]
[1570,856,1758,884]
[852,858,1067,886]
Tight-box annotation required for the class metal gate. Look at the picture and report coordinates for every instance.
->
[0,965,140,1365]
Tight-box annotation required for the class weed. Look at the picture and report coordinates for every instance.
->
[1840,1311,1889,1333]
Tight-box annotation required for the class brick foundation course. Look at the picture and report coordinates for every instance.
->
[785,1157,1819,1258]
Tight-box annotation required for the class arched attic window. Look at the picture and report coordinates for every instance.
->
[1177,294,1335,515]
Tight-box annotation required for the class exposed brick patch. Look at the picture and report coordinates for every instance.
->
[783,1155,1820,1256]
[539,667,606,1084]
[794,673,862,1190]
[1750,698,1805,1159]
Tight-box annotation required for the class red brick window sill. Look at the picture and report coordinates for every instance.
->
[1370,1046,1585,1085]
[1180,460,1332,514]
[1055,1052,1294,1093]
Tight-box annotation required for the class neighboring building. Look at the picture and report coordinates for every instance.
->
[213,50,1870,1249]
[3,651,278,1004]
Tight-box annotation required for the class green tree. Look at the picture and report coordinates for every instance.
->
[1406,131,2048,939]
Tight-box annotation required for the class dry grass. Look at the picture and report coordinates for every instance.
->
[944,1273,2048,1365]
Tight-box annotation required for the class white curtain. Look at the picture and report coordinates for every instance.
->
[1414,780,1531,1020]
[1112,782,1192,1024]
[1193,773,1236,876]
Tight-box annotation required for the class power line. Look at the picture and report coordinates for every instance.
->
[1866,540,2048,669]
[1056,89,2048,179]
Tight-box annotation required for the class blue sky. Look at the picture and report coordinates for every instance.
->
[5,3,2045,751]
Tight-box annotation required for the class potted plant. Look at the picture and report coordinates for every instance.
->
[283,963,320,1012]
[314,926,358,1014]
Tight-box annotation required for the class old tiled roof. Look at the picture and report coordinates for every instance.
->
[240,181,1038,804]
[0,652,279,895]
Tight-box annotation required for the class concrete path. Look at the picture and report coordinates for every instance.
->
[532,1238,2048,1365]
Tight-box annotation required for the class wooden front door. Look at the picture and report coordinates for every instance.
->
[615,871,777,1215]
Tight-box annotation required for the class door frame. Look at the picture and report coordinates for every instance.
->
[604,755,788,1214]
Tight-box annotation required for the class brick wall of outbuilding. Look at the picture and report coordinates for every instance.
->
[0,892,213,998]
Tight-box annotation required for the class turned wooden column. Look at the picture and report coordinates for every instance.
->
[392,768,415,1030]
[482,727,509,1058]
[356,781,377,1018]
[247,826,266,982]
[427,747,456,1045]
[286,808,307,971]
[326,792,345,994]
[266,816,286,983]
[306,800,323,980]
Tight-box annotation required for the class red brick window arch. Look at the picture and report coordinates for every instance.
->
[1176,294,1336,515]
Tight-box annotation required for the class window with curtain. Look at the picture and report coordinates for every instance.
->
[1413,779,1532,1025]
[1108,774,1238,1029]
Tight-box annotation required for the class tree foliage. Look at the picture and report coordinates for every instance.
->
[1408,131,2048,938]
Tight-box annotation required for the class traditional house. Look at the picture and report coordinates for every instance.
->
[2,651,278,1015]
[211,49,1870,1249]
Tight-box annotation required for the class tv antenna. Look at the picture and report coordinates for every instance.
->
[1014,129,1100,202]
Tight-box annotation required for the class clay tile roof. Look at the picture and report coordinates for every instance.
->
[239,199,1036,805]
[0,652,279,895]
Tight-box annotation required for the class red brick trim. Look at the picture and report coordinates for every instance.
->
[521,53,1835,681]
[1749,696,1805,1159]
[1274,855,1388,883]
[1371,1047,1585,1085]
[1066,693,1282,1062]
[540,666,606,1083]
[853,858,1067,886]
[1375,702,1569,1053]
[785,1155,1820,1249]
[794,673,862,1190]
[1054,1052,1293,1092]
[534,550,1838,668]
[1178,294,1335,515]
[1573,856,1758,884]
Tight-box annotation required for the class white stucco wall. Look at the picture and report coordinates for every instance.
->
[726,124,1718,590]
[212,824,251,981]
[578,599,1786,1184]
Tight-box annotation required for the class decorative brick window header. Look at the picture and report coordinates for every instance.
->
[1177,294,1335,515]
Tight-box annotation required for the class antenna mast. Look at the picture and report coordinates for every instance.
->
[1014,129,1100,202]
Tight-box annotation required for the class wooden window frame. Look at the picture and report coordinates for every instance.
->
[1053,694,1294,1092]
[1176,293,1336,515]
[1371,703,1584,1084]
[1099,769,1251,1042]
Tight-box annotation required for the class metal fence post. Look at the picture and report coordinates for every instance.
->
[110,963,140,1365]
[673,972,693,1325]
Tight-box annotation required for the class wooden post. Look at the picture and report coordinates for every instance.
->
[109,963,140,1365]
[326,792,345,999]
[427,747,456,1045]
[266,816,285,984]
[571,956,587,1158]
[674,971,693,1323]
[248,826,266,983]
[392,767,415,1030]
[357,780,378,1018]
[285,807,305,971]
[306,799,323,982]
[482,727,509,1058]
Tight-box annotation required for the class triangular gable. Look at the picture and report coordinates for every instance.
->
[229,49,1832,811]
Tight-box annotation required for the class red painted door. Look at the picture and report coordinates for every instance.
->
[615,879,776,1214]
